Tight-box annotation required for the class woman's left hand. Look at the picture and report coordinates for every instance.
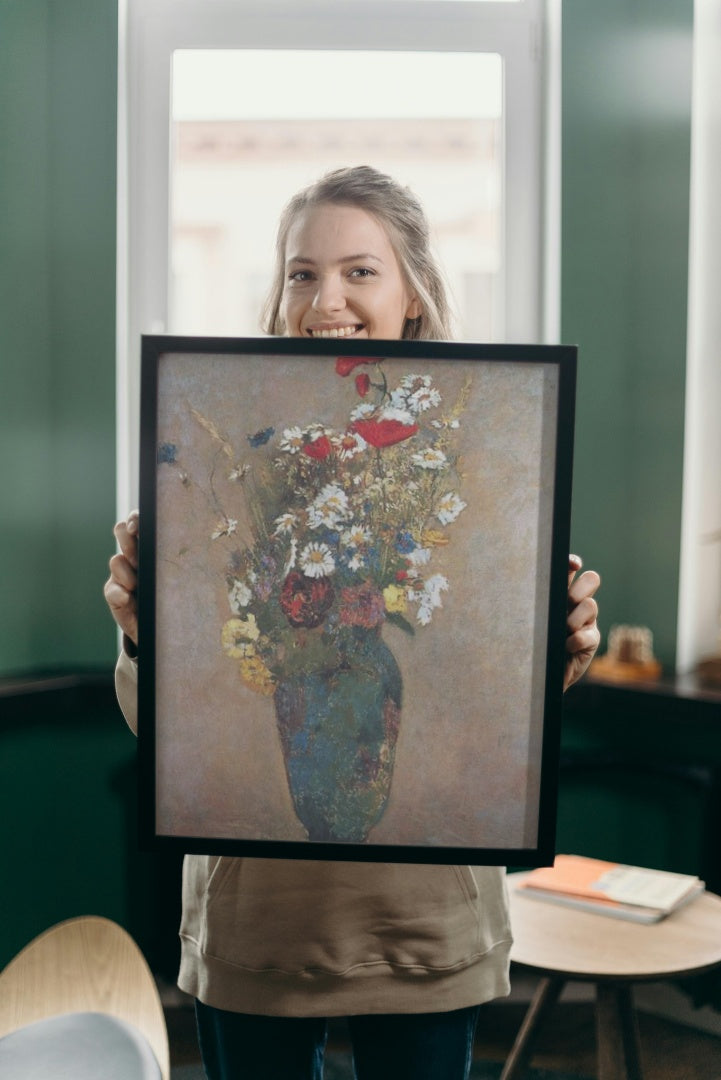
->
[564,555,601,691]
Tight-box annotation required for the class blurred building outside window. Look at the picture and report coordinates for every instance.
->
[170,50,503,342]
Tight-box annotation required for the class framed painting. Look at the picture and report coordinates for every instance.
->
[137,336,576,865]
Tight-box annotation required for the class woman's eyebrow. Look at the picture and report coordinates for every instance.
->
[286,253,384,266]
[339,253,384,264]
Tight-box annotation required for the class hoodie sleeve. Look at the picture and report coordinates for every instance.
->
[115,643,139,736]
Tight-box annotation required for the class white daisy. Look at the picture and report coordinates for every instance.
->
[333,430,367,461]
[391,375,441,415]
[409,384,441,412]
[279,427,305,454]
[300,542,336,578]
[411,448,448,470]
[211,517,238,539]
[307,483,351,529]
[341,526,371,548]
[400,373,432,391]
[436,492,467,525]
[273,512,297,536]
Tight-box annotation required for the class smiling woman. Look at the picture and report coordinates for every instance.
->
[282,205,420,340]
[263,167,451,341]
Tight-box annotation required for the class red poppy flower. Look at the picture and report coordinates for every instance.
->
[351,418,418,448]
[355,373,371,397]
[280,572,335,629]
[302,435,333,460]
[335,356,377,377]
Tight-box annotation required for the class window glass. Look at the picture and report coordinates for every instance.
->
[170,50,503,341]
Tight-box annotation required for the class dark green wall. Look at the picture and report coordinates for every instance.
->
[0,682,183,973]
[0,0,118,676]
[0,0,128,972]
[563,0,693,669]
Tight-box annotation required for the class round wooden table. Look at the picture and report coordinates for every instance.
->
[503,872,721,1080]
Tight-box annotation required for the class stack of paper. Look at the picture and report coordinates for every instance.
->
[517,854,705,923]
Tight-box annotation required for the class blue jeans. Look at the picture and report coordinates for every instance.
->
[195,1000,481,1080]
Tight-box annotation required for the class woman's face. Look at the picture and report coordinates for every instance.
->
[280,203,421,341]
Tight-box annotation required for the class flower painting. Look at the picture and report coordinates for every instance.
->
[143,338,575,863]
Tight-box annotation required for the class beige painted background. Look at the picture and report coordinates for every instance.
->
[152,350,559,851]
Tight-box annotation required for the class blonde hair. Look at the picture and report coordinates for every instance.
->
[262,165,453,341]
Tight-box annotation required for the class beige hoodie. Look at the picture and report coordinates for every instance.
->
[116,650,512,1016]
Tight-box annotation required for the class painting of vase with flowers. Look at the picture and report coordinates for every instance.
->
[144,338,573,863]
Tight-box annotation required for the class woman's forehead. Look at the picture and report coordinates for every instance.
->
[285,203,396,262]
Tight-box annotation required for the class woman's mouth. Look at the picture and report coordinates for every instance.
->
[307,324,364,339]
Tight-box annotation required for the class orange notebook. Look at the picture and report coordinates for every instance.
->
[517,855,704,923]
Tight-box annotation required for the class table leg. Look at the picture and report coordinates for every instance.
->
[596,982,643,1080]
[499,976,565,1080]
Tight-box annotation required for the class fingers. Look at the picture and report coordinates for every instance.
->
[564,558,601,690]
[105,511,140,645]
[567,553,583,588]
[108,549,137,589]
[113,510,139,568]
[565,622,601,658]
[103,575,138,643]
[568,567,601,609]
[566,590,599,636]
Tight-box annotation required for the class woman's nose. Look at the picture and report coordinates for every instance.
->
[312,274,345,315]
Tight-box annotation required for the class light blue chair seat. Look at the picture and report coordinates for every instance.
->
[0,1011,163,1079]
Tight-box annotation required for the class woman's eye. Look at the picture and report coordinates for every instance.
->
[349,267,375,279]
[288,270,313,283]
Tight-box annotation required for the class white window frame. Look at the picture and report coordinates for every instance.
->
[676,0,721,674]
[117,0,559,512]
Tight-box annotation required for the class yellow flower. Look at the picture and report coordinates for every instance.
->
[383,584,408,614]
[239,655,275,695]
[421,528,449,547]
[222,617,260,657]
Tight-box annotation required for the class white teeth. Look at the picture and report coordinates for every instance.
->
[311,326,358,338]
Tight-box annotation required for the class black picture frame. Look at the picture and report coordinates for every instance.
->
[138,335,576,865]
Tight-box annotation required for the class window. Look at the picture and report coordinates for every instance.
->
[118,0,557,509]
[170,49,503,341]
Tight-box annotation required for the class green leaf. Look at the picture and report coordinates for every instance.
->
[385,611,416,636]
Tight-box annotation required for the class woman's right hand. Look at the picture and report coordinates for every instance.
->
[104,509,139,646]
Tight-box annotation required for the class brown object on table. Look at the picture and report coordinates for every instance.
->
[590,654,663,682]
[591,624,662,683]
[502,872,721,1080]
[696,654,721,688]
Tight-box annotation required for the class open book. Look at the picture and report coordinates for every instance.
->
[516,854,705,923]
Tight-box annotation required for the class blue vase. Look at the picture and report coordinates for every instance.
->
[274,633,402,842]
